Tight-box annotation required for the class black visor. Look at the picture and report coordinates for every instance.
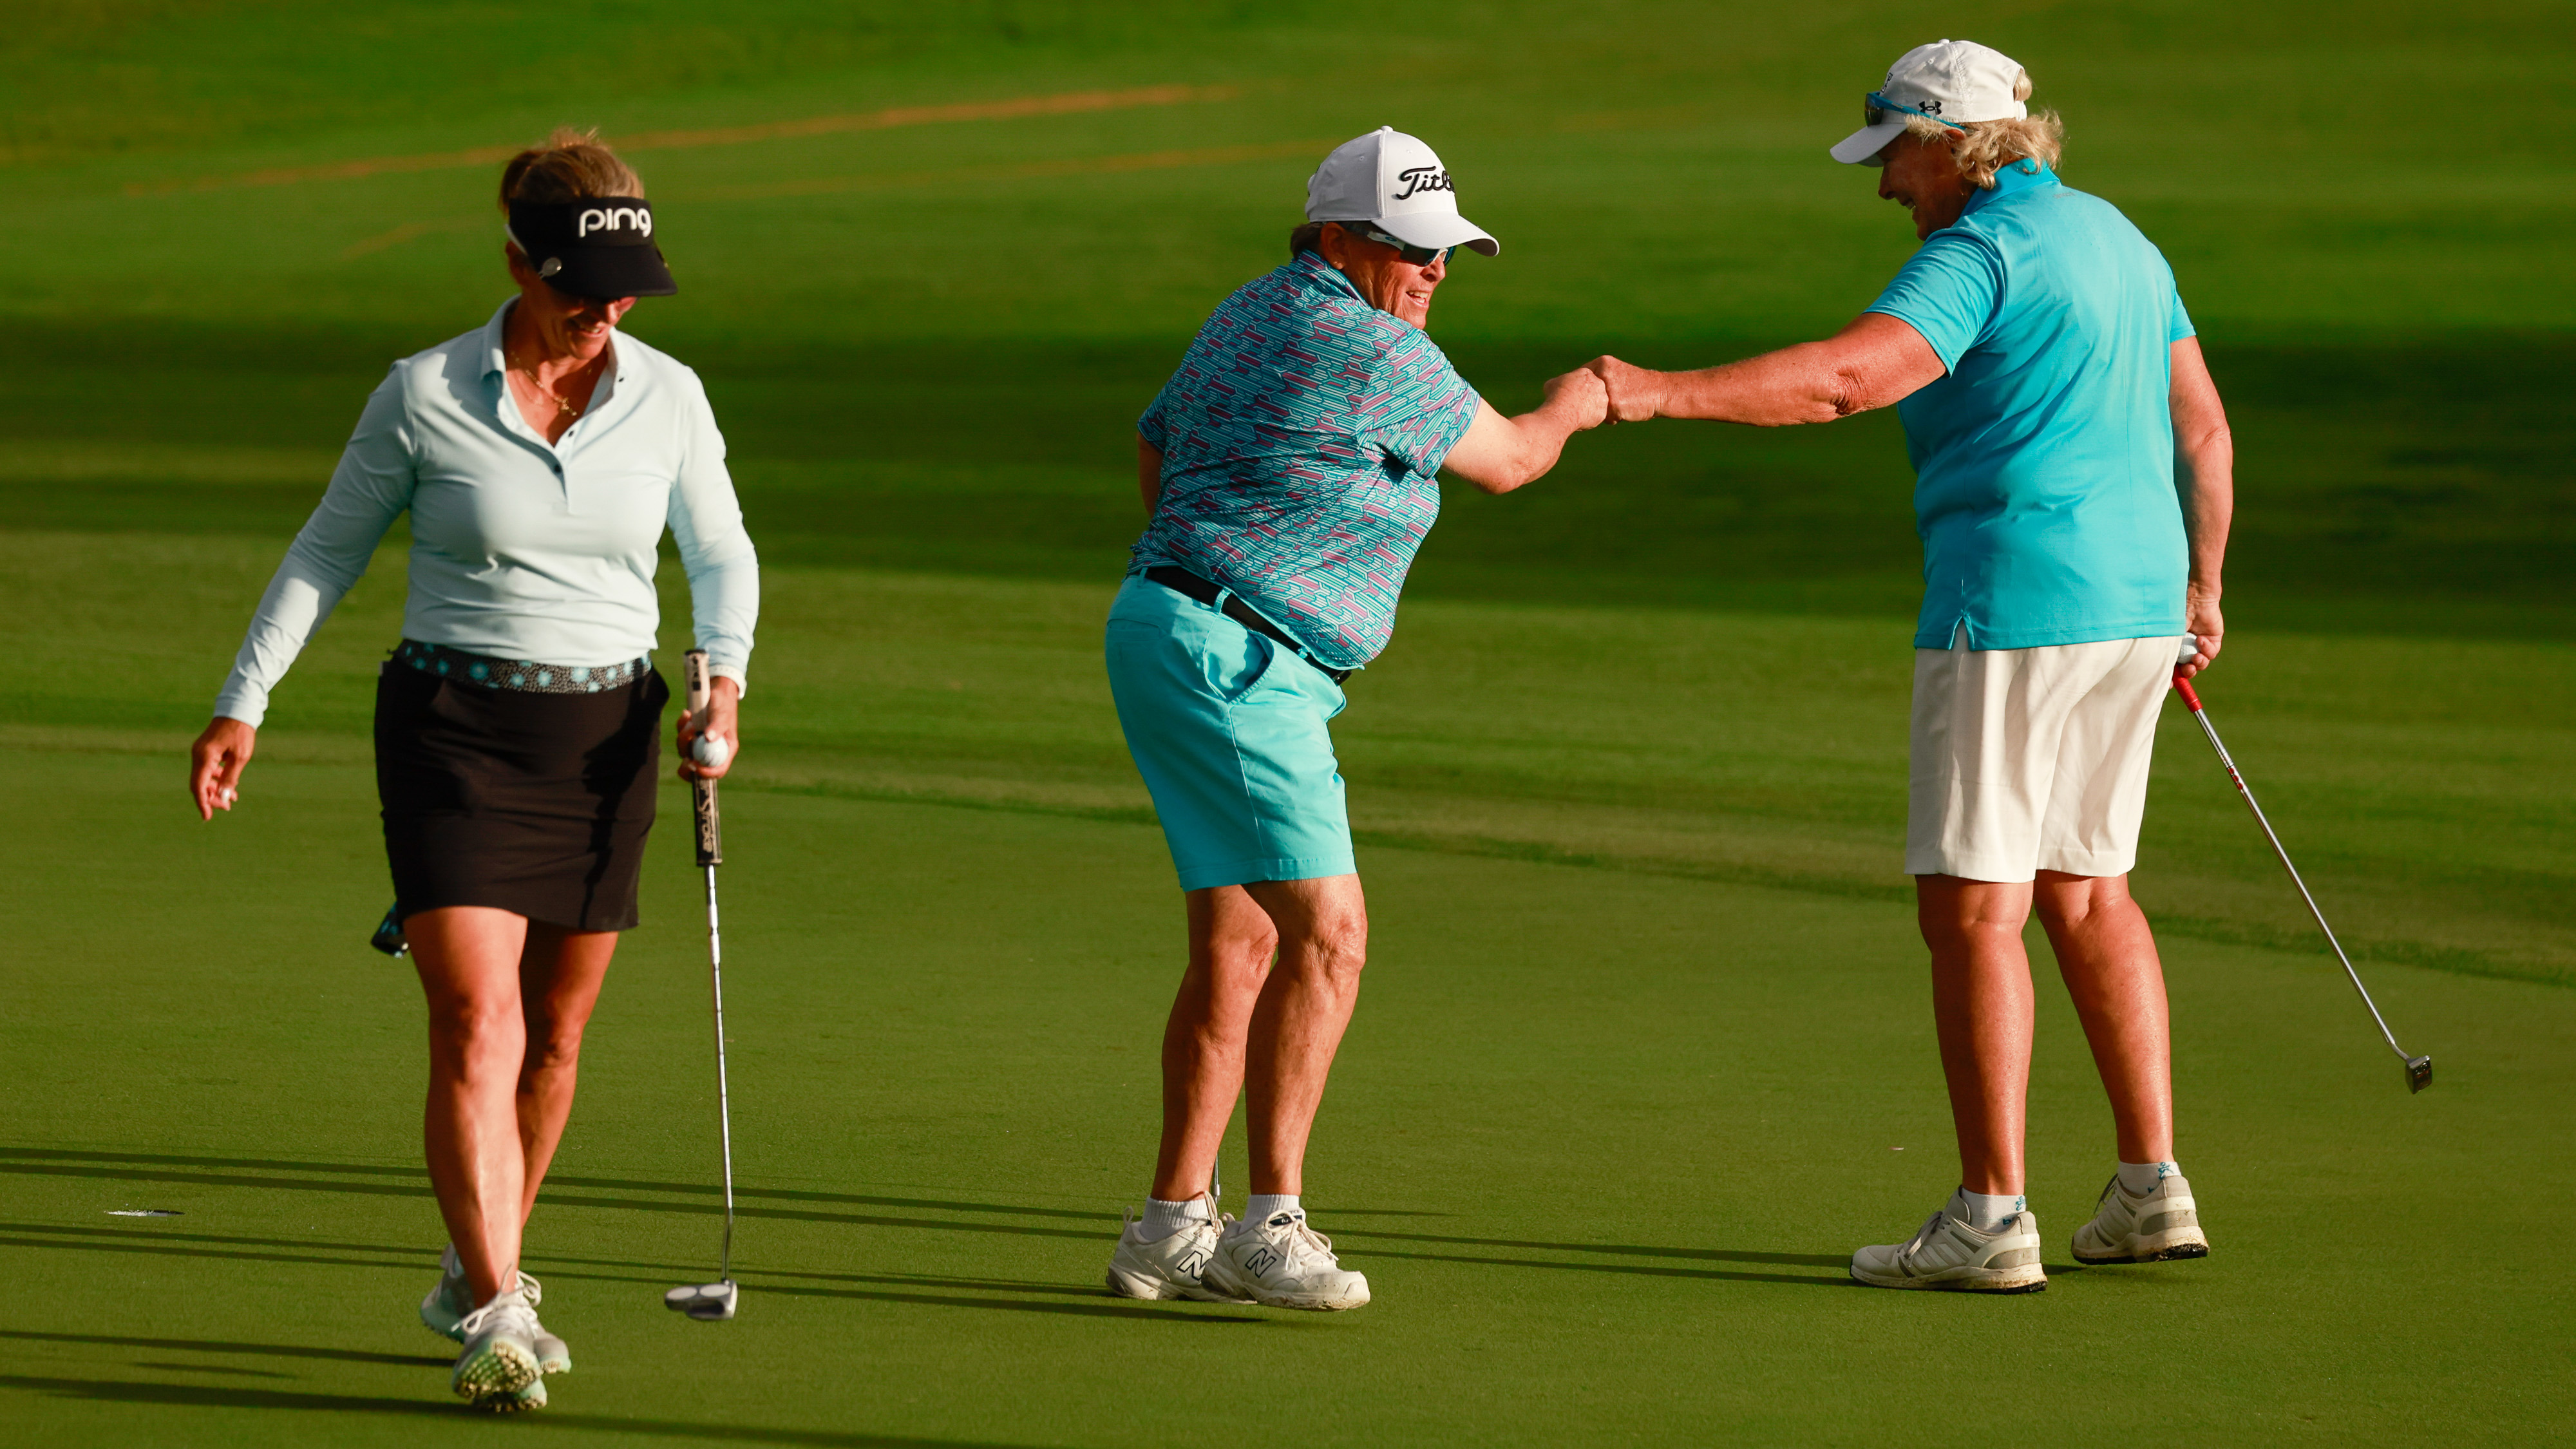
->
[506,196,676,299]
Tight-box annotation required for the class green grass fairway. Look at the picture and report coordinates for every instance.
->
[3,1,2570,1443]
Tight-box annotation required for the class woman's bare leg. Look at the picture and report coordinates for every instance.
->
[1150,887,1276,1201]
[2034,870,2174,1165]
[515,923,621,1222]
[410,906,534,1305]
[1241,874,1368,1197]
[1917,875,2037,1197]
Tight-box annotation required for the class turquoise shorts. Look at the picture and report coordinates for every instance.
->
[1104,573,1355,891]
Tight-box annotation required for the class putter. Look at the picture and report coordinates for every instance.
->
[2172,636,2432,1093]
[664,650,741,1320]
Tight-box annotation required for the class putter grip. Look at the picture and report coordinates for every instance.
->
[2171,672,2205,712]
[683,650,723,867]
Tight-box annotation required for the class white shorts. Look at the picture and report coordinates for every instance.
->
[1906,627,2174,883]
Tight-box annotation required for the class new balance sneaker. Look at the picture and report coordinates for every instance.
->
[1851,1204,2048,1293]
[471,1376,548,1414]
[451,1293,543,1401]
[423,1248,567,1373]
[1106,1195,1250,1303]
[2072,1172,2210,1264]
[1200,1207,1370,1311]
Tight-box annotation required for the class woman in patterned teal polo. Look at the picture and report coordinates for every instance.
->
[1101,128,1605,1311]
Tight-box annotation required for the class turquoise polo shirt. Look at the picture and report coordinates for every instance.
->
[1866,160,2195,650]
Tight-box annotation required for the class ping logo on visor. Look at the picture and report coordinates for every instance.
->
[576,204,653,239]
[504,195,677,298]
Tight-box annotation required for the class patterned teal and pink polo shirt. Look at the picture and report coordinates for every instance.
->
[1133,251,1482,672]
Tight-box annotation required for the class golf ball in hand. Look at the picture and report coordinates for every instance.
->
[690,735,732,770]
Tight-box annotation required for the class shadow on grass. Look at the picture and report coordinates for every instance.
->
[0,1329,453,1368]
[0,1148,1113,1222]
[0,1161,1104,1240]
[131,1361,296,1378]
[1334,1227,1846,1269]
[1350,1247,1856,1288]
[0,1374,1022,1445]
[0,1226,1260,1323]
[748,1281,1264,1323]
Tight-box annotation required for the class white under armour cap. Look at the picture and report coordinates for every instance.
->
[1829,39,2029,166]
[1305,127,1499,256]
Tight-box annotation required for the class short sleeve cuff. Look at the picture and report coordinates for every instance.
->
[1863,304,1964,374]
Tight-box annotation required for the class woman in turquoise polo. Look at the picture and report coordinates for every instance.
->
[1587,41,2237,1293]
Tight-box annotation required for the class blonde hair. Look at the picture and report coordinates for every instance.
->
[1902,68,2063,188]
[498,126,643,212]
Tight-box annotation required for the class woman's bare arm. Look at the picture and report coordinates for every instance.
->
[1439,368,1609,495]
[2169,336,2234,677]
[1586,314,1947,427]
[1138,437,1163,513]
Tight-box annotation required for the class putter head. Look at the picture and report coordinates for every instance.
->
[664,1280,737,1320]
[2405,1056,2433,1094]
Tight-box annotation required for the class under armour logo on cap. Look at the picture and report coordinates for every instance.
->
[1830,39,2031,166]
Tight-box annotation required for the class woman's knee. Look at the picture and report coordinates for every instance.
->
[425,994,524,1070]
[1289,909,1367,984]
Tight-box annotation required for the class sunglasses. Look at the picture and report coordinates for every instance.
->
[1864,90,1967,130]
[1339,222,1453,267]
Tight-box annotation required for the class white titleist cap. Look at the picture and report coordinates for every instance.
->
[1829,39,2029,166]
[1305,127,1499,256]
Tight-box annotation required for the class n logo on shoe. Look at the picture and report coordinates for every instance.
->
[1245,1247,1280,1275]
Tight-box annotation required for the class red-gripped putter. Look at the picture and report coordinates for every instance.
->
[2171,635,2432,1093]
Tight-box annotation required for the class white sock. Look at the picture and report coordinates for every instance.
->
[1244,1193,1303,1227]
[2119,1160,2181,1195]
[1140,1195,1211,1240]
[1952,1186,2026,1232]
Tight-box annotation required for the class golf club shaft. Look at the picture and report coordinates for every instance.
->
[706,861,735,1279]
[685,649,738,1280]
[2172,672,2412,1065]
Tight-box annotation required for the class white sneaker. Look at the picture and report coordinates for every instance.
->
[422,1249,567,1373]
[1106,1195,1250,1303]
[420,1246,472,1341]
[451,1293,544,1401]
[2072,1173,2210,1264]
[516,1271,571,1376]
[1852,1204,2048,1293]
[1200,1208,1371,1311]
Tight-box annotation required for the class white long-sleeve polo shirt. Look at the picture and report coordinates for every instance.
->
[214,299,759,726]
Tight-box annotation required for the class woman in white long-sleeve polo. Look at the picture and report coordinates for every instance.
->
[187,129,757,1411]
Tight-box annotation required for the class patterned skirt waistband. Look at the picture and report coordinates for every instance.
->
[394,639,653,694]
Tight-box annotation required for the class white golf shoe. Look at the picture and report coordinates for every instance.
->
[1200,1207,1371,1311]
[2072,1173,2210,1264]
[1106,1195,1250,1303]
[1852,1202,2048,1293]
[472,1376,549,1414]
[423,1247,568,1374]
[450,1293,544,1402]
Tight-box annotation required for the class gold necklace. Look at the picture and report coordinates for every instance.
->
[509,351,589,417]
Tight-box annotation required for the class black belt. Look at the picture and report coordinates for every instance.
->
[1141,567,1352,683]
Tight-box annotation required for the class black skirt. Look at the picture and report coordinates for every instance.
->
[375,656,669,933]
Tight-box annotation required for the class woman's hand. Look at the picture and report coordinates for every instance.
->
[1543,366,1610,431]
[189,717,258,820]
[1585,355,1665,423]
[677,674,741,782]
[2181,581,2224,679]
